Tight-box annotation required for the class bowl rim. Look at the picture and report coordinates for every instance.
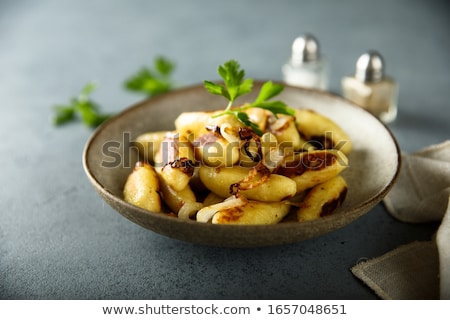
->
[82,82,401,243]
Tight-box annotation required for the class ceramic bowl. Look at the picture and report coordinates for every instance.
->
[83,82,400,247]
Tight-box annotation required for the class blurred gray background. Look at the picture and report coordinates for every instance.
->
[1,0,448,299]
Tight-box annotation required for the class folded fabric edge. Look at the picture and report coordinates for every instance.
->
[412,140,450,160]
[383,190,450,223]
[351,261,392,299]
[351,241,439,300]
[436,196,450,299]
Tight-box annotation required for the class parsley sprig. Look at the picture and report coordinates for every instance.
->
[52,56,176,128]
[52,82,112,127]
[204,60,294,135]
[124,56,175,97]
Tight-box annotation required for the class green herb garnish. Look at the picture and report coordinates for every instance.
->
[124,56,175,96]
[52,82,112,127]
[204,60,294,135]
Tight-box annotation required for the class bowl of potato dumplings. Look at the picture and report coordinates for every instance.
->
[83,82,400,247]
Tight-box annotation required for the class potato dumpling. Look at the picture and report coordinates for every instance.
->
[123,162,161,212]
[197,196,291,225]
[199,165,297,202]
[275,149,348,193]
[297,175,348,222]
[133,131,168,164]
[295,109,352,154]
[213,200,291,225]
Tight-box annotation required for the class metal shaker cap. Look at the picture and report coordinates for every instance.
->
[290,33,321,65]
[355,50,385,82]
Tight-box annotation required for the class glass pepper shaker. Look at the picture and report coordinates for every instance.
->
[282,33,328,90]
[341,50,398,123]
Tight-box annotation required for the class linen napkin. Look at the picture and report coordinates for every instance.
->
[351,140,450,299]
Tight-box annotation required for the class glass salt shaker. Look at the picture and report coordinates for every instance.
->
[282,34,328,90]
[341,50,398,123]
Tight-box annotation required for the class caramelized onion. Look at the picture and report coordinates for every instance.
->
[239,127,262,163]
[168,158,195,176]
[230,162,271,195]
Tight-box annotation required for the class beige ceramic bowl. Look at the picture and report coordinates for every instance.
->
[83,82,400,247]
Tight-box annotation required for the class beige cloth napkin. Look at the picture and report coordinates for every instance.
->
[351,140,450,299]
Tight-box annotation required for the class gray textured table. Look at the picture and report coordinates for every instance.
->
[1,0,448,299]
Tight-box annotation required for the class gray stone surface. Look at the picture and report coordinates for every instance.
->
[1,0,448,299]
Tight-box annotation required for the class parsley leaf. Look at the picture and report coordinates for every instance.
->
[234,111,263,136]
[53,105,75,126]
[51,82,112,128]
[124,56,175,97]
[247,81,294,117]
[155,56,175,76]
[204,60,253,109]
[52,56,176,128]
[252,81,284,105]
[204,60,295,134]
